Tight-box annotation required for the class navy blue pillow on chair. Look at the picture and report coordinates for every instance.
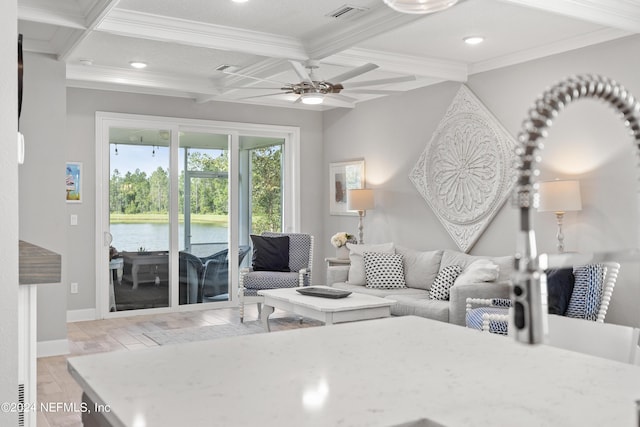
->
[546,268,575,315]
[250,235,290,272]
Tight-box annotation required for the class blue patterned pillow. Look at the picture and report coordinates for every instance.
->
[565,264,604,321]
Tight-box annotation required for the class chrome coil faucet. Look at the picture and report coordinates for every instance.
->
[513,75,640,345]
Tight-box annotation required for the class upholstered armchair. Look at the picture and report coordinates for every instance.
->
[466,261,620,335]
[238,232,314,322]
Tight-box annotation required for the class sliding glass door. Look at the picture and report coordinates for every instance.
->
[96,113,299,318]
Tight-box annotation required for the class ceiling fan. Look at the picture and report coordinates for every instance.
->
[218,60,415,107]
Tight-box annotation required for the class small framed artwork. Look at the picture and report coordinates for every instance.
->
[65,162,82,203]
[329,159,365,216]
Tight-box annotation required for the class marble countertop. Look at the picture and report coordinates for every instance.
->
[68,316,640,427]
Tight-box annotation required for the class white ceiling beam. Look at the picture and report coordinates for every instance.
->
[499,0,640,33]
[303,4,426,60]
[18,4,86,29]
[98,9,308,61]
[58,0,122,61]
[330,48,468,82]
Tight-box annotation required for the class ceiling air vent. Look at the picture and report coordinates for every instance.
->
[325,4,368,20]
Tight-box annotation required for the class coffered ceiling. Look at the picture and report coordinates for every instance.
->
[17,0,640,110]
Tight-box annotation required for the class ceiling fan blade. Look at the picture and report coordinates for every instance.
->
[288,60,314,85]
[221,86,286,90]
[328,63,379,83]
[342,89,400,95]
[344,75,416,88]
[219,69,289,86]
[236,92,294,100]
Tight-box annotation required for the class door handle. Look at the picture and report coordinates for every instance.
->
[104,232,113,246]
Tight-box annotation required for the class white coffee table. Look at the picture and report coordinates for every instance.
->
[257,286,393,331]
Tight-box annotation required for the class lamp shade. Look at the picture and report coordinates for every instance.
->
[347,189,374,211]
[383,0,459,14]
[537,180,582,213]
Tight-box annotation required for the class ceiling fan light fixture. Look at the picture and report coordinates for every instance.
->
[463,36,484,45]
[300,92,324,105]
[129,61,147,69]
[383,0,459,14]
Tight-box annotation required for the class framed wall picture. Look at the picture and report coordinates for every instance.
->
[65,162,82,203]
[329,159,365,216]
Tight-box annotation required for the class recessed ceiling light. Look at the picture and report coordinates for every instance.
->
[231,0,249,3]
[129,61,147,69]
[383,0,459,14]
[463,36,484,45]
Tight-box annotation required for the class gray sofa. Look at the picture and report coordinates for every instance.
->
[327,245,513,326]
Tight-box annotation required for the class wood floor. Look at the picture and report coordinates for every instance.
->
[37,305,264,427]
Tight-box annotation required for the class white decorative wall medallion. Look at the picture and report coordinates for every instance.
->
[409,85,518,253]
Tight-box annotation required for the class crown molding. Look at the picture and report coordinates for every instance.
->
[470,27,631,74]
[303,4,426,60]
[98,9,308,61]
[66,63,217,94]
[500,0,640,33]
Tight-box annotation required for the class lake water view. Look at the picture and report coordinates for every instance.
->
[110,223,229,257]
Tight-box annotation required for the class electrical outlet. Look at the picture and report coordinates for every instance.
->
[70,282,78,294]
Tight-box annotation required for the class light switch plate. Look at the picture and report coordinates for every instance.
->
[70,214,78,226]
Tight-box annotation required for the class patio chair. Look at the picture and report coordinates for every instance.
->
[200,245,251,302]
[239,232,314,322]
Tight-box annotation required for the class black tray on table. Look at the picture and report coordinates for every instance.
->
[296,286,352,299]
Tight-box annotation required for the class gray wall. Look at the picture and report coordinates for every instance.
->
[0,1,19,424]
[324,34,640,328]
[65,88,324,313]
[19,52,68,343]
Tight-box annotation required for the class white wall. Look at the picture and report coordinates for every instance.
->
[19,52,68,345]
[65,88,324,313]
[0,1,20,424]
[323,34,640,328]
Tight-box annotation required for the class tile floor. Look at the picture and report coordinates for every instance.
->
[37,305,268,427]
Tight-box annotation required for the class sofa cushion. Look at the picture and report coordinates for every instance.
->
[546,267,575,315]
[454,259,500,286]
[429,265,462,300]
[387,294,449,322]
[363,252,406,289]
[565,264,604,321]
[395,246,443,290]
[440,250,513,283]
[333,282,426,298]
[346,242,395,285]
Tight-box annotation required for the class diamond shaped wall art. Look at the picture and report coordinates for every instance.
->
[409,85,518,253]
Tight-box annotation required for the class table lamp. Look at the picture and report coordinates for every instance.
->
[537,179,582,253]
[347,189,374,244]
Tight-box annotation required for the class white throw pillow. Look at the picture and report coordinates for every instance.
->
[347,242,395,285]
[364,252,406,289]
[454,259,500,286]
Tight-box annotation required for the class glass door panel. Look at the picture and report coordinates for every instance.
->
[108,128,170,312]
[179,131,230,305]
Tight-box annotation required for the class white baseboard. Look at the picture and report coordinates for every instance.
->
[67,308,97,323]
[37,339,69,358]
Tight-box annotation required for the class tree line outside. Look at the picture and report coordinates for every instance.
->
[109,146,282,234]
